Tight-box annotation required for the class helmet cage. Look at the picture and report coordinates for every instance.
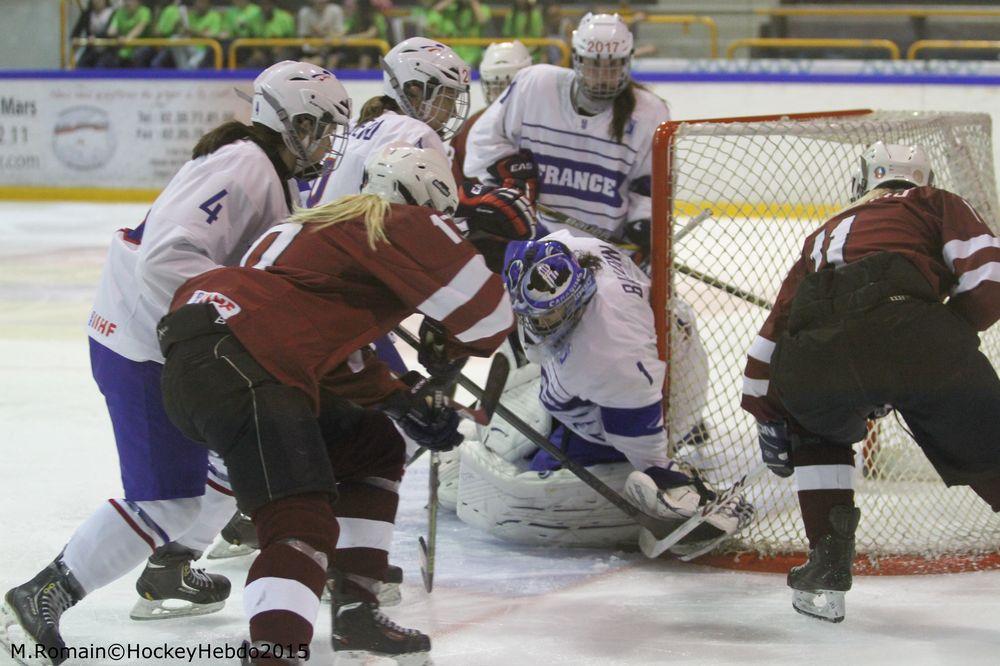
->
[258,85,350,179]
[482,74,514,105]
[572,52,632,100]
[387,70,470,141]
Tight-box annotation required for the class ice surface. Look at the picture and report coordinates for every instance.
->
[0,202,998,665]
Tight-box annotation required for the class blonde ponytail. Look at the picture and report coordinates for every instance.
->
[289,194,391,249]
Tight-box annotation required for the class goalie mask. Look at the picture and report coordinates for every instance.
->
[382,37,471,141]
[480,41,532,105]
[251,60,352,179]
[850,141,934,202]
[503,240,597,349]
[361,141,459,215]
[571,13,634,103]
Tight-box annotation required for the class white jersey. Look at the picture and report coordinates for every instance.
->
[464,64,670,240]
[307,110,447,206]
[521,230,669,470]
[89,140,295,362]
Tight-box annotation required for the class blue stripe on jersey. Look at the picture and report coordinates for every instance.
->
[520,134,633,167]
[601,400,663,438]
[521,122,639,153]
[534,154,627,207]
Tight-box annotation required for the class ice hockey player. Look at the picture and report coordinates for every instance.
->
[456,231,751,556]
[464,13,670,255]
[156,143,513,664]
[307,36,471,207]
[742,142,1000,622]
[450,40,533,184]
[0,61,352,665]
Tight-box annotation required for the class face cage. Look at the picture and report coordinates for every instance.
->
[414,82,470,141]
[481,76,512,105]
[289,112,349,180]
[572,53,631,100]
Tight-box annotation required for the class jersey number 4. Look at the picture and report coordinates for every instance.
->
[199,190,229,225]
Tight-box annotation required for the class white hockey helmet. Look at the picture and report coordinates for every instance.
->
[480,41,532,104]
[571,13,634,101]
[382,37,471,141]
[850,141,934,202]
[251,60,352,178]
[361,142,459,215]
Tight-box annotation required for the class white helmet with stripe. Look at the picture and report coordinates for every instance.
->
[480,41,532,104]
[571,13,634,101]
[850,141,934,202]
[251,60,352,178]
[382,37,471,141]
[361,142,459,215]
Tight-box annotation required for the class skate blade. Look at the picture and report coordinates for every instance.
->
[0,601,53,665]
[334,649,432,666]
[129,597,225,621]
[206,540,257,560]
[792,589,846,623]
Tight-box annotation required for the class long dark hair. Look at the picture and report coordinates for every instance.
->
[192,121,293,208]
[357,95,402,125]
[609,81,652,144]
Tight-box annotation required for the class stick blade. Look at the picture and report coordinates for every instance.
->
[418,536,434,593]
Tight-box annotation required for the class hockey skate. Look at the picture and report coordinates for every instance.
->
[788,505,860,623]
[331,580,430,666]
[207,512,258,559]
[625,465,754,560]
[0,556,84,666]
[130,543,230,620]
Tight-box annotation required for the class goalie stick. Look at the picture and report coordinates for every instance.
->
[536,203,773,309]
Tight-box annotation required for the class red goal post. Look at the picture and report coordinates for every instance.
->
[648,109,1000,574]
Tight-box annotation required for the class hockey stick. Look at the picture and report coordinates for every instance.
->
[536,204,772,309]
[418,452,439,593]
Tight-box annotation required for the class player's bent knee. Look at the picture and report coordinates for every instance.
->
[253,493,339,558]
[222,383,337,515]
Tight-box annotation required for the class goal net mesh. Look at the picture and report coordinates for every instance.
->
[657,110,1000,565]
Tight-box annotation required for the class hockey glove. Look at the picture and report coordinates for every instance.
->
[757,421,794,478]
[382,373,463,452]
[487,150,538,205]
[417,318,467,382]
[457,182,536,241]
[622,218,652,268]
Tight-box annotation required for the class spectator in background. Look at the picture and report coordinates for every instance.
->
[102,0,152,67]
[426,0,491,66]
[342,0,390,70]
[245,0,297,68]
[72,0,117,68]
[298,0,345,69]
[220,0,264,40]
[134,0,185,69]
[502,0,543,42]
[182,0,224,68]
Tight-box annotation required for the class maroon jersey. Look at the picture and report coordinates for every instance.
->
[450,107,485,185]
[742,186,1000,423]
[171,203,513,409]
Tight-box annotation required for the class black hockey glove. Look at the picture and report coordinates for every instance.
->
[487,150,538,205]
[622,218,652,267]
[381,373,463,452]
[757,420,794,478]
[457,182,536,241]
[417,318,467,382]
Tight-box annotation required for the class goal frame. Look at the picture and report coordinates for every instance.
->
[649,109,1000,574]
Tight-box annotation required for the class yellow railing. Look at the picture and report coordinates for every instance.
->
[227,38,391,69]
[69,37,224,69]
[645,16,719,59]
[437,37,571,67]
[727,38,901,60]
[908,40,1000,60]
[756,7,1000,19]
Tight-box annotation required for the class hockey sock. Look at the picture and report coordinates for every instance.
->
[792,445,856,549]
[970,475,1000,512]
[174,461,237,554]
[61,497,200,594]
[333,479,399,601]
[245,493,337,659]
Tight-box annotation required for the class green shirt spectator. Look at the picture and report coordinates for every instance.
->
[259,0,296,39]
[188,1,223,39]
[109,0,152,60]
[151,2,184,38]
[427,0,491,66]
[222,0,264,39]
[503,0,544,41]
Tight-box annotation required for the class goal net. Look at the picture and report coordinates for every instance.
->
[650,110,1000,572]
